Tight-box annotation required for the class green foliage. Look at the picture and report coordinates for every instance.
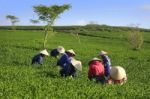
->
[33,4,71,48]
[0,26,150,33]
[0,30,150,98]
[6,15,19,30]
[33,4,71,24]
[128,27,144,50]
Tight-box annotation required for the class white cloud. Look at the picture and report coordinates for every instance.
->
[76,19,88,26]
[140,4,150,11]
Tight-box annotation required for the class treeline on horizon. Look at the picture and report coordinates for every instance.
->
[0,24,150,33]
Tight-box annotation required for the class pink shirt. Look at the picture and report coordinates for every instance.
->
[88,61,105,79]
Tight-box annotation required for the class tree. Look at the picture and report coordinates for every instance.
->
[33,4,71,48]
[70,27,82,44]
[128,25,143,50]
[30,19,39,25]
[6,15,19,30]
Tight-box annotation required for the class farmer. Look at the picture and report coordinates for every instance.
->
[107,66,127,85]
[31,49,49,65]
[50,46,65,59]
[60,58,82,78]
[88,58,105,84]
[57,49,76,77]
[98,51,111,78]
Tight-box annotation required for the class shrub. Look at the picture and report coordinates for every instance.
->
[128,26,143,50]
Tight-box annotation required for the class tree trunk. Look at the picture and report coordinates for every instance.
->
[43,27,48,48]
[12,23,15,31]
[43,23,53,48]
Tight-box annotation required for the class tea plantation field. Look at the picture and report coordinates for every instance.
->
[0,30,150,98]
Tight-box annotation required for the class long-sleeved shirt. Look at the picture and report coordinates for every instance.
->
[57,53,76,77]
[32,54,43,65]
[60,64,76,77]
[101,55,111,77]
[101,55,111,67]
[57,53,71,68]
[88,61,105,80]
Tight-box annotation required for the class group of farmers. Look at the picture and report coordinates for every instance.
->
[32,46,127,85]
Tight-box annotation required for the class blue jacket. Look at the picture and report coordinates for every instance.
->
[32,54,43,65]
[60,64,76,77]
[57,53,76,77]
[57,53,71,68]
[101,55,111,67]
[101,55,111,77]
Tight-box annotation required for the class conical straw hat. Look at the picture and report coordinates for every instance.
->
[110,66,126,80]
[99,50,108,55]
[66,49,76,55]
[71,58,82,71]
[57,46,65,54]
[90,57,101,61]
[40,49,49,56]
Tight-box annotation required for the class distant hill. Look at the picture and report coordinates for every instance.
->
[0,25,150,33]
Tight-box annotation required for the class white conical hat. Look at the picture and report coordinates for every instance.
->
[71,58,82,71]
[40,49,49,56]
[91,57,101,61]
[99,50,108,55]
[66,49,76,55]
[89,57,101,65]
[57,46,65,54]
[110,66,126,80]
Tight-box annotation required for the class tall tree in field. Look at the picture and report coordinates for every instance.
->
[6,15,19,30]
[33,4,71,48]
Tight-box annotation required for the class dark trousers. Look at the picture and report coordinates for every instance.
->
[60,65,76,77]
[95,76,106,84]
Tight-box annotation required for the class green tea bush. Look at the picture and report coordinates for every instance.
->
[0,30,150,98]
[128,27,143,50]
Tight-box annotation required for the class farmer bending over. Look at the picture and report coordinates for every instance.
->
[107,66,127,85]
[98,51,111,78]
[31,49,49,65]
[57,49,76,77]
[50,46,65,59]
[88,58,105,84]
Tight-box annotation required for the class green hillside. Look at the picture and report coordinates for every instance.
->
[0,29,150,98]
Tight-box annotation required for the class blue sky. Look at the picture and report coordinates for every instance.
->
[0,0,150,29]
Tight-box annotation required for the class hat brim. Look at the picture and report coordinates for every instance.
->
[40,50,49,56]
[110,66,126,80]
[66,51,75,55]
[58,49,65,54]
[71,59,82,71]
[90,58,101,62]
[88,59,101,65]
[100,51,107,55]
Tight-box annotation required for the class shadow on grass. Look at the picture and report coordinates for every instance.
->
[13,45,40,51]
[12,61,30,66]
[13,45,57,51]
[39,70,59,78]
[144,41,150,44]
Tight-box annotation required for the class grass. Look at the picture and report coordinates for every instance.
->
[0,30,150,98]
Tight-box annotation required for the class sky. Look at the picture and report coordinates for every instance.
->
[0,0,150,29]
